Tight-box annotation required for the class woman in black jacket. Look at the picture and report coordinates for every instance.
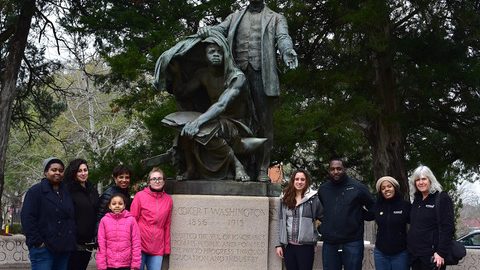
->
[96,164,132,223]
[407,165,455,270]
[64,159,99,270]
[372,176,410,270]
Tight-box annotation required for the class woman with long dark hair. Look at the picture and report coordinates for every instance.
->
[275,169,323,270]
[64,158,99,270]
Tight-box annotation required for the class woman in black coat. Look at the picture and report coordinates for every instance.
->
[407,165,455,270]
[64,159,99,270]
[372,176,411,270]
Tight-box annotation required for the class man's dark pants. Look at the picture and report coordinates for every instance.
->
[322,240,364,270]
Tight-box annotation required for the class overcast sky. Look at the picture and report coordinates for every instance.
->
[458,181,480,205]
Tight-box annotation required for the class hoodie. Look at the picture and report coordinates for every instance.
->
[277,189,323,246]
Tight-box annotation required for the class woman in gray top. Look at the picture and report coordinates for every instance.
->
[276,169,323,270]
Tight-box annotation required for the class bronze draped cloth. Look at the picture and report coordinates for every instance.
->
[154,30,254,180]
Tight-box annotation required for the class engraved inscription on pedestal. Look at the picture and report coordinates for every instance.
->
[170,195,269,270]
[0,235,29,264]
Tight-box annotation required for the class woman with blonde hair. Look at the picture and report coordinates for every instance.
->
[275,168,323,270]
[407,165,454,270]
[130,167,173,270]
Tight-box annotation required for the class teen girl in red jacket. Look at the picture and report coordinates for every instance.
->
[130,167,173,270]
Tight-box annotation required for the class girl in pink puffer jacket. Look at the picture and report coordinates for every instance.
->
[96,193,141,270]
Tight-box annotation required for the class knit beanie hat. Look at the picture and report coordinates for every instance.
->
[375,176,400,192]
[43,157,64,172]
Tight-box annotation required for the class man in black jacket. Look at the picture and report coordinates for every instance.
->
[318,158,375,270]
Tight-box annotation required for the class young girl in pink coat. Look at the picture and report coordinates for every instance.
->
[130,167,173,270]
[96,193,141,270]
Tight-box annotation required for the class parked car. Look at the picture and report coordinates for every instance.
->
[457,230,480,249]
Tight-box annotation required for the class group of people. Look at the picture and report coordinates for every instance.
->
[19,156,455,270]
[20,157,173,270]
[276,158,455,270]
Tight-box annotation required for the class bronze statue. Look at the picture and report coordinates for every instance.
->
[198,0,298,181]
[153,30,265,181]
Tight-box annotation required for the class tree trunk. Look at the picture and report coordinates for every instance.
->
[367,115,408,196]
[366,25,409,197]
[0,0,36,227]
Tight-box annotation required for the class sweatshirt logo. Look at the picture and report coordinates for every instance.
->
[345,187,354,191]
[425,204,435,208]
[393,210,403,214]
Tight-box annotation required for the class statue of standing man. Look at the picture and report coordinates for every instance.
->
[199,0,298,181]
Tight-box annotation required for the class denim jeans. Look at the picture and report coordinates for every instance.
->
[29,247,70,270]
[322,240,364,270]
[374,248,409,270]
[140,252,163,270]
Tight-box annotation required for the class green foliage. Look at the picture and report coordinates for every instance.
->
[61,0,237,87]
[4,129,50,199]
[8,223,22,234]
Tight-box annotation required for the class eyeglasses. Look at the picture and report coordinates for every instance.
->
[149,177,164,183]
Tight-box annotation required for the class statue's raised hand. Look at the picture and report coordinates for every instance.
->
[181,120,200,138]
[197,27,211,38]
[283,49,298,69]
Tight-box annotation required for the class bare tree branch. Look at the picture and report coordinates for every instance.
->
[35,6,68,55]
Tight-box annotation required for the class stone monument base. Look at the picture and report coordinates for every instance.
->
[166,194,283,270]
[165,179,281,197]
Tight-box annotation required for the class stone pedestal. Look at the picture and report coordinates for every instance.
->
[165,180,281,197]
[0,235,29,264]
[268,197,283,270]
[169,195,270,270]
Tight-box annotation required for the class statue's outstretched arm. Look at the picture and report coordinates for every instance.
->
[275,14,298,69]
